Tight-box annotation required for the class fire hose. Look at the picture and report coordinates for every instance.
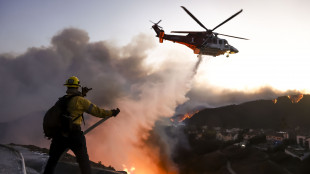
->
[83,116,111,135]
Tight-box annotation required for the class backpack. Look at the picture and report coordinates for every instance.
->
[43,95,81,139]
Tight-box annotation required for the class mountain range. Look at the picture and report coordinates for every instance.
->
[186,95,310,130]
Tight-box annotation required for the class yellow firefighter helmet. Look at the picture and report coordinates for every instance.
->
[64,76,81,87]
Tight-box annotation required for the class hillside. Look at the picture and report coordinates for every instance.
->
[1,143,126,174]
[168,95,310,174]
[186,95,310,129]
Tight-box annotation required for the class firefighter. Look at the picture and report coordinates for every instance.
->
[43,76,120,174]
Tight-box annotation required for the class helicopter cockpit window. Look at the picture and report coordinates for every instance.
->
[224,40,228,45]
[219,40,223,44]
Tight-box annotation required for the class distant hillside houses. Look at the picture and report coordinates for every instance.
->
[243,129,264,140]
[282,134,310,160]
[285,145,310,161]
[266,131,289,143]
[216,128,240,142]
[296,135,310,149]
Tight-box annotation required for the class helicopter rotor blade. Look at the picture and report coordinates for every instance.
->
[150,20,162,25]
[171,31,206,33]
[156,20,162,25]
[216,33,249,40]
[212,9,243,31]
[150,20,163,29]
[181,6,209,31]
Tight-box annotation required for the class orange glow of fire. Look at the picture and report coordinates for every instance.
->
[121,154,179,174]
[272,98,278,104]
[179,110,199,122]
[287,94,304,103]
[123,164,136,174]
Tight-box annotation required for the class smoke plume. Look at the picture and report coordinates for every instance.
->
[0,28,202,173]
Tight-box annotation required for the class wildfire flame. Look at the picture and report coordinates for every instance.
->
[272,98,278,104]
[123,164,136,174]
[287,94,304,103]
[178,110,199,122]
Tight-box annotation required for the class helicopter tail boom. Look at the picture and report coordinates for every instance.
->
[151,21,165,43]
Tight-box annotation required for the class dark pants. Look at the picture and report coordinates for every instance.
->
[43,131,91,174]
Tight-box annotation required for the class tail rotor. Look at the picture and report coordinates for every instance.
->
[150,20,162,29]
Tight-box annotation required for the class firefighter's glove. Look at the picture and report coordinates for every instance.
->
[82,87,92,97]
[111,108,120,117]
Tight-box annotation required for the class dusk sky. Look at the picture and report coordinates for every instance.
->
[1,0,310,93]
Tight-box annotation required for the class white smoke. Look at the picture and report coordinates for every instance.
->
[0,28,201,173]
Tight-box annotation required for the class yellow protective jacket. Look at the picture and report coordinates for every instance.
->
[67,95,113,125]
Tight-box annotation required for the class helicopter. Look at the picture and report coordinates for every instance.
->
[152,6,249,57]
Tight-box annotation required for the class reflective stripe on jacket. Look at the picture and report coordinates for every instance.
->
[67,95,113,125]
